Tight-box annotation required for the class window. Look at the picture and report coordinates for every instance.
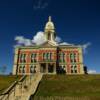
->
[71,65,77,73]
[22,66,25,73]
[62,53,65,62]
[47,53,49,60]
[19,66,22,73]
[47,53,52,60]
[19,65,25,74]
[43,52,52,61]
[30,65,36,73]
[48,32,51,40]
[20,54,26,63]
[43,53,46,60]
[31,53,37,63]
[62,65,66,71]
[70,53,76,63]
[49,53,52,60]
[59,52,65,62]
[30,65,34,73]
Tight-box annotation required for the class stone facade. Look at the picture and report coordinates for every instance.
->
[13,16,85,75]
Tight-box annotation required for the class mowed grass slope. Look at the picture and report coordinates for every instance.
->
[34,75,100,99]
[0,75,21,94]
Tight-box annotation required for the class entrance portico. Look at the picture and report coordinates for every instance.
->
[40,63,56,74]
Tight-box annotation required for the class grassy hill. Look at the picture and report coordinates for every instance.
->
[0,75,21,94]
[33,75,100,100]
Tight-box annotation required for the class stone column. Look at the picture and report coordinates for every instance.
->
[79,48,84,74]
[37,64,40,73]
[13,48,19,75]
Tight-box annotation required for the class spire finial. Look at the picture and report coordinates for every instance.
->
[49,16,51,22]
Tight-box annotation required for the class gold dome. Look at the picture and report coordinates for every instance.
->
[45,16,55,31]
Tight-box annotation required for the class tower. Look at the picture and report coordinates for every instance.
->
[44,16,56,42]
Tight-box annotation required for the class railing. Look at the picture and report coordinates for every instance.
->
[0,75,26,100]
[0,73,43,100]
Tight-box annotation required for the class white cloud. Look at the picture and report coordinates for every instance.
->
[14,31,47,47]
[88,70,97,74]
[15,36,33,47]
[33,0,49,10]
[59,42,73,46]
[77,42,91,54]
[82,42,91,53]
[14,44,22,48]
[55,36,91,52]
[15,36,25,44]
[14,32,91,55]
[55,36,62,43]
[32,31,47,45]
[24,39,32,46]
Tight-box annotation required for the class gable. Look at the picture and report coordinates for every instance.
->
[40,41,57,47]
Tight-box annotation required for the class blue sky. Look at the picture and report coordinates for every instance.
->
[0,0,100,74]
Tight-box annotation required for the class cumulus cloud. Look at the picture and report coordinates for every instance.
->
[33,0,49,10]
[14,31,47,47]
[15,36,33,47]
[32,31,47,45]
[55,36,91,52]
[55,36,62,43]
[77,42,91,54]
[88,70,97,74]
[56,37,91,52]
[14,31,91,54]
[82,42,91,53]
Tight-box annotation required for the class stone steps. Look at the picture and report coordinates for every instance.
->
[0,73,43,100]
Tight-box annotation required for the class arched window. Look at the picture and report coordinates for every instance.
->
[43,52,52,61]
[59,52,65,62]
[30,65,36,73]
[48,32,51,40]
[22,66,25,73]
[30,65,34,73]
[71,65,77,73]
[43,53,47,60]
[19,65,25,74]
[62,52,65,62]
[20,54,26,63]
[31,53,37,63]
[47,53,49,60]
[74,65,77,73]
[19,66,22,73]
[62,65,66,71]
[70,53,76,63]
[49,53,52,60]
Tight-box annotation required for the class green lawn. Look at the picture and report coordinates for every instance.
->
[0,75,21,94]
[33,75,100,100]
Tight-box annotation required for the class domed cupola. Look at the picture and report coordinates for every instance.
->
[45,16,55,31]
[44,16,56,42]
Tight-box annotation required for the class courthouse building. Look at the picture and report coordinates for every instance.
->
[13,16,85,75]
